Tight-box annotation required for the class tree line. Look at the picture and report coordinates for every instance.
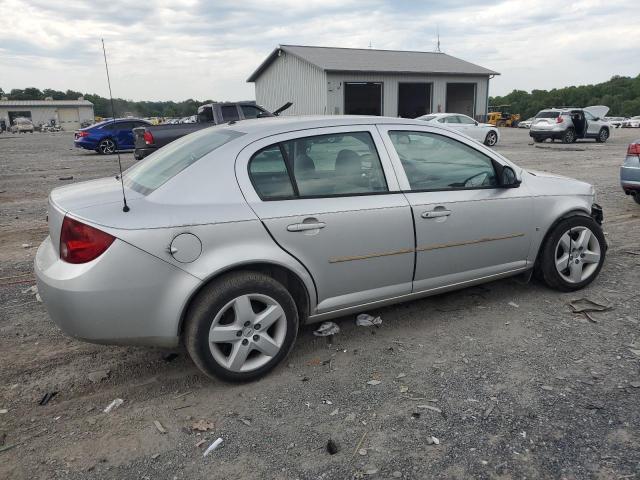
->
[489,74,640,119]
[0,87,214,118]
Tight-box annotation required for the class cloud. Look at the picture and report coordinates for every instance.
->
[0,0,638,100]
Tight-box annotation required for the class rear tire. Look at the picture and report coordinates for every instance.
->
[562,129,575,144]
[184,271,299,382]
[97,138,116,155]
[533,137,544,143]
[484,131,498,146]
[536,216,606,291]
[596,128,609,143]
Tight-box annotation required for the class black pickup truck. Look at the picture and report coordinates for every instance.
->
[133,101,291,159]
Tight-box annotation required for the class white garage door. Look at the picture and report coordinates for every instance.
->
[58,108,80,130]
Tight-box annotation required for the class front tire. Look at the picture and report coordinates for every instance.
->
[96,138,116,155]
[184,271,299,382]
[562,129,576,144]
[537,216,606,291]
[533,137,544,143]
[596,128,609,143]
[484,130,498,146]
[633,194,640,205]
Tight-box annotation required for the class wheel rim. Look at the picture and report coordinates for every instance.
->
[600,130,608,141]
[100,139,115,154]
[565,131,574,142]
[554,226,601,284]
[208,294,287,373]
[487,132,497,146]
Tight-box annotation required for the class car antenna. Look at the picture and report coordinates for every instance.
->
[101,38,129,213]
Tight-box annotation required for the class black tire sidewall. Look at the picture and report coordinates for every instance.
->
[562,129,575,144]
[485,131,497,146]
[185,272,299,382]
[98,138,116,154]
[597,128,608,143]
[539,215,606,291]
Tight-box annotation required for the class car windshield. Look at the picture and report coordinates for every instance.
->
[124,127,245,194]
[536,111,561,118]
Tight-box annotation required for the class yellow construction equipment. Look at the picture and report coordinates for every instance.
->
[488,105,521,127]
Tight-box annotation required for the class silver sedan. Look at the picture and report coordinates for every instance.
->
[35,116,606,381]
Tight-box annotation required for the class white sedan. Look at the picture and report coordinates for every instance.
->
[416,113,500,146]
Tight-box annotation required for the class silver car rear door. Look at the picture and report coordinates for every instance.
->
[235,125,415,314]
[378,124,533,293]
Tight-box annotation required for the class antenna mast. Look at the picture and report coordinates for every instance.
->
[435,26,441,53]
[101,38,129,213]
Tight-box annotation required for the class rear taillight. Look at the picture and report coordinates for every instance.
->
[76,131,89,138]
[60,216,115,264]
[627,143,640,155]
[143,130,154,145]
[556,116,563,124]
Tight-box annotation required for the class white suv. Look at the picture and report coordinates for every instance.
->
[530,106,610,143]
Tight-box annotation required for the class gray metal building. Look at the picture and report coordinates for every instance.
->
[248,45,499,120]
[0,98,94,130]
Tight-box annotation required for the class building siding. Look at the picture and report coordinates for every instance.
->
[254,53,327,115]
[0,105,94,130]
[326,72,489,119]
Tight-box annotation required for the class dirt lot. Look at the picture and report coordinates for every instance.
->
[1,128,639,480]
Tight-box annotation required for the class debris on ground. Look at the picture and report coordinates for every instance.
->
[326,438,339,455]
[356,313,382,327]
[508,301,519,308]
[238,418,251,426]
[58,176,73,181]
[162,352,179,362]
[367,380,381,386]
[426,436,440,445]
[629,381,640,388]
[313,322,340,337]
[541,385,553,391]
[417,405,442,413]
[396,373,406,379]
[153,420,167,434]
[0,409,7,414]
[21,244,32,249]
[203,437,223,457]
[151,453,160,460]
[87,370,110,383]
[568,298,613,323]
[352,431,368,458]
[483,403,496,419]
[358,448,367,456]
[363,466,379,475]
[103,398,124,413]
[195,439,207,448]
[39,392,58,406]
[399,385,409,393]
[191,420,215,432]
[329,408,339,416]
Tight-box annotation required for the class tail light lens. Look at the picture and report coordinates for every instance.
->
[143,130,154,145]
[627,143,640,155]
[60,216,115,264]
[75,131,89,138]
[556,116,563,124]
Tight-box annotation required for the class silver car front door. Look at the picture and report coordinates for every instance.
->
[236,125,415,314]
[379,125,533,292]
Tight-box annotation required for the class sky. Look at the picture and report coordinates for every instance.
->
[1,0,639,102]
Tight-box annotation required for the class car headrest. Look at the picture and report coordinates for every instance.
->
[294,154,315,173]
[335,149,361,174]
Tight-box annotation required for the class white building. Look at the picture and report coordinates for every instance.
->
[0,98,94,131]
[248,45,499,120]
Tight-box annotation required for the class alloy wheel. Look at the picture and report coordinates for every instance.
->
[486,131,497,146]
[99,139,115,154]
[599,129,608,142]
[208,294,287,372]
[554,226,601,283]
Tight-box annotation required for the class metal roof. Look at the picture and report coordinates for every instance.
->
[0,99,93,107]
[248,45,499,82]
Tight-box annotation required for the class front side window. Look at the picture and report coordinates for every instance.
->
[388,131,497,191]
[457,115,476,124]
[125,128,244,194]
[248,131,388,199]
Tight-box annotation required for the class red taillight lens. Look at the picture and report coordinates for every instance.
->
[627,143,640,155]
[143,130,154,145]
[60,216,115,264]
[556,116,563,124]
[76,131,89,137]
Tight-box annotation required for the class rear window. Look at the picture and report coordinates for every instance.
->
[124,128,244,194]
[536,111,562,118]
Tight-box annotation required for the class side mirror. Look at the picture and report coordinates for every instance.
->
[501,166,521,188]
[474,121,479,126]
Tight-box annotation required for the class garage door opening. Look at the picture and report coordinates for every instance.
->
[8,111,32,125]
[446,83,476,117]
[398,83,431,118]
[344,82,382,116]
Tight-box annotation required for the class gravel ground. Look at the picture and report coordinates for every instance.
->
[1,128,639,480]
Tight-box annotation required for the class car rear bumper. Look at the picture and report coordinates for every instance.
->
[530,130,563,140]
[74,139,97,150]
[34,236,201,347]
[133,147,156,160]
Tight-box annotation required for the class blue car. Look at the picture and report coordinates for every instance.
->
[74,118,151,155]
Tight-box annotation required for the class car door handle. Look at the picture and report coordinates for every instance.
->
[287,222,326,232]
[421,209,451,219]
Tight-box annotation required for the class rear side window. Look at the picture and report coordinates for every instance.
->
[124,128,244,194]
[241,105,264,119]
[220,106,240,122]
[248,132,388,200]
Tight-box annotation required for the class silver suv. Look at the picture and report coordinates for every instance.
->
[35,116,606,381]
[530,106,610,144]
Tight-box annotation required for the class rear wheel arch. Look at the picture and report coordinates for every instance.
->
[178,262,311,337]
